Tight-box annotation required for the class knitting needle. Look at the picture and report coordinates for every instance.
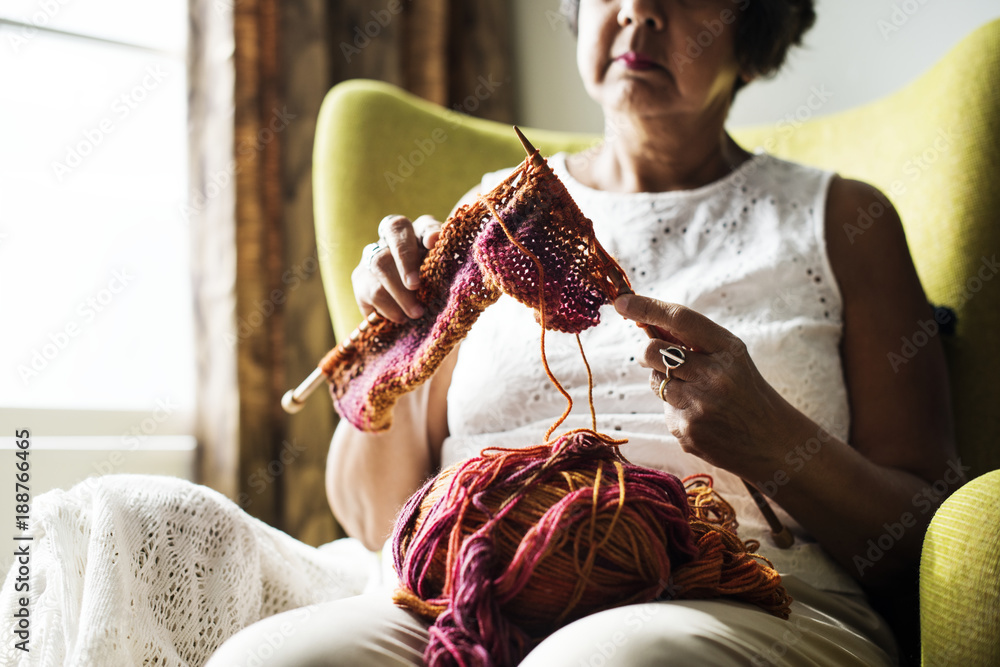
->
[281,310,381,414]
[515,126,546,169]
[514,126,794,549]
[281,367,325,414]
[283,128,548,415]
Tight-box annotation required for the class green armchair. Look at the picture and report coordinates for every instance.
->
[313,19,1000,666]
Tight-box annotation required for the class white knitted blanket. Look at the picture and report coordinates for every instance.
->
[0,474,369,666]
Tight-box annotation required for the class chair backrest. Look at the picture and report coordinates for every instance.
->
[313,19,1000,476]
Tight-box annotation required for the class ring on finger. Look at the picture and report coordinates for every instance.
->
[657,376,670,402]
[659,346,686,371]
[362,241,388,271]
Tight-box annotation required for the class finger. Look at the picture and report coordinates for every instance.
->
[368,249,425,321]
[367,286,410,324]
[412,215,443,250]
[614,294,729,353]
[644,323,685,347]
[352,265,407,324]
[649,369,675,405]
[379,215,424,290]
[648,369,691,410]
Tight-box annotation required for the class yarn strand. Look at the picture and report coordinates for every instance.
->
[486,197,574,443]
[575,333,597,432]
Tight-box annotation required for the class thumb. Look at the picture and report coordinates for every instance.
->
[424,226,442,250]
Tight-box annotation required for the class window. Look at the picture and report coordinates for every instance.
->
[0,0,196,535]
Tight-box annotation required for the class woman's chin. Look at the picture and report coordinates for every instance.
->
[601,81,681,119]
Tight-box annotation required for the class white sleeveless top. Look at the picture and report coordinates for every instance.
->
[441,151,860,594]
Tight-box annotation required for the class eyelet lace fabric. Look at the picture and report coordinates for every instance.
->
[443,152,861,595]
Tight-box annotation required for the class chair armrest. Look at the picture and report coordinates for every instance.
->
[920,468,1000,665]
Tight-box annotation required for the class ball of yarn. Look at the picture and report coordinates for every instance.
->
[391,430,791,667]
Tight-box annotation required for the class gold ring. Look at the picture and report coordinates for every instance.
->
[657,376,670,402]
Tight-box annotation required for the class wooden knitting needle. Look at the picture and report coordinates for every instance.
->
[515,125,546,169]
[282,128,546,415]
[281,310,381,414]
[281,367,325,414]
[514,126,794,549]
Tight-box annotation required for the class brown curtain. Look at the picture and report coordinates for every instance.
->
[199,0,514,546]
[190,0,238,502]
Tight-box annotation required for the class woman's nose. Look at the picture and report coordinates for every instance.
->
[617,0,665,30]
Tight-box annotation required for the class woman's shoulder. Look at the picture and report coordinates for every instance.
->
[824,175,908,273]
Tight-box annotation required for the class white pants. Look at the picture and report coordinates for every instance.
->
[206,575,897,666]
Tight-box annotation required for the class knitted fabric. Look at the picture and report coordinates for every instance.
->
[0,474,368,667]
[321,155,627,432]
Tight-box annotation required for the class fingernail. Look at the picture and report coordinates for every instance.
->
[614,294,631,312]
[409,304,425,319]
[405,271,421,289]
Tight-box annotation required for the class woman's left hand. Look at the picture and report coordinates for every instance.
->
[614,293,798,479]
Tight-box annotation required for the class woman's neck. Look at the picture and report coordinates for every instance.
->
[567,112,751,193]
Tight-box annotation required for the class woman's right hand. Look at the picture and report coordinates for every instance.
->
[353,214,443,324]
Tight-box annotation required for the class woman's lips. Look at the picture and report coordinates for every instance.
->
[617,51,659,71]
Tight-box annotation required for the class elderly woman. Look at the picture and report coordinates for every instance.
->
[210,0,956,665]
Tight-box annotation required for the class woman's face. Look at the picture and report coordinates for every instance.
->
[576,0,746,122]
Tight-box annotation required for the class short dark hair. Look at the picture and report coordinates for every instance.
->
[559,0,816,96]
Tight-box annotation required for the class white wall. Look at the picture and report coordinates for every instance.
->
[511,0,1000,132]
